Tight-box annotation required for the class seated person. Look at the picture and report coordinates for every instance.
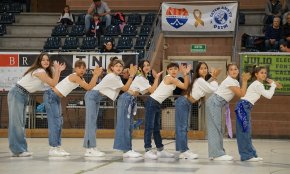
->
[58,5,74,25]
[280,41,290,52]
[264,0,282,25]
[265,16,284,51]
[86,13,102,39]
[100,41,120,53]
[283,12,290,43]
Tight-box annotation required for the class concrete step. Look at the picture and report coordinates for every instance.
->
[238,25,264,35]
[6,25,54,37]
[0,37,46,49]
[15,13,59,25]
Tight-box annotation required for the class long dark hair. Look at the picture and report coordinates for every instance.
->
[184,62,209,97]
[23,53,53,78]
[62,5,71,16]
[250,65,267,81]
[138,60,150,77]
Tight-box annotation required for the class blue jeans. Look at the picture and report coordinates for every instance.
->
[8,85,29,154]
[113,92,135,151]
[175,96,191,152]
[235,100,257,161]
[43,89,63,147]
[83,90,104,148]
[265,39,284,50]
[144,96,163,151]
[206,94,227,158]
[85,14,111,32]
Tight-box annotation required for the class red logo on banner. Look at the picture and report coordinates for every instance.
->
[0,54,19,66]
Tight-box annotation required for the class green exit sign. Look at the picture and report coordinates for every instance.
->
[191,44,206,53]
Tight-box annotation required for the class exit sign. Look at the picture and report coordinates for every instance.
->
[191,44,206,53]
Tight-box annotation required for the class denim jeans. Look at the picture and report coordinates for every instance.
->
[8,86,29,154]
[85,14,111,32]
[175,96,191,152]
[206,94,227,158]
[83,90,104,148]
[144,96,164,151]
[44,89,63,147]
[265,39,284,51]
[113,92,135,151]
[235,100,257,161]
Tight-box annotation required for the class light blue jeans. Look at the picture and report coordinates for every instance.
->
[85,14,111,32]
[8,85,29,154]
[235,99,257,161]
[43,89,63,147]
[83,90,104,148]
[175,96,191,152]
[206,94,227,158]
[113,92,135,151]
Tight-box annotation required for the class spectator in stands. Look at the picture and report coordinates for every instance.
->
[283,13,290,43]
[100,41,120,53]
[281,0,290,24]
[280,41,290,52]
[87,13,102,41]
[85,0,111,33]
[58,5,74,25]
[265,16,284,51]
[264,0,282,25]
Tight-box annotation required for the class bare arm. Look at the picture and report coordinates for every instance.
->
[229,72,251,97]
[121,64,137,91]
[147,71,163,93]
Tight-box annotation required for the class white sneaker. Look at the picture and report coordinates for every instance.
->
[213,155,233,161]
[49,147,67,157]
[13,151,33,157]
[84,148,105,157]
[257,157,263,161]
[179,150,198,159]
[245,157,260,162]
[57,147,70,156]
[123,150,143,158]
[157,150,175,158]
[144,150,158,160]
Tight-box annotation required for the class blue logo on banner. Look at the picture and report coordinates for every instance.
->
[210,6,233,30]
[165,7,189,29]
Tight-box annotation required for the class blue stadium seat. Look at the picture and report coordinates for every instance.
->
[0,24,6,36]
[139,25,151,36]
[0,13,15,24]
[51,24,68,36]
[127,13,142,25]
[74,13,86,25]
[43,37,61,51]
[0,3,9,13]
[143,13,156,25]
[104,25,121,36]
[122,24,137,36]
[80,37,98,51]
[116,36,133,49]
[69,25,85,36]
[62,37,79,51]
[134,36,147,49]
[136,49,145,60]
[7,3,22,13]
[99,36,115,48]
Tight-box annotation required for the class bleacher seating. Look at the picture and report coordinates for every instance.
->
[7,3,22,13]
[62,37,79,51]
[0,24,6,36]
[43,37,61,51]
[69,25,85,36]
[51,24,68,36]
[134,36,147,49]
[74,13,86,25]
[127,13,142,25]
[104,25,121,36]
[143,13,156,25]
[99,36,115,48]
[122,24,137,36]
[80,37,98,51]
[139,25,151,36]
[116,36,133,49]
[0,13,15,24]
[136,49,145,60]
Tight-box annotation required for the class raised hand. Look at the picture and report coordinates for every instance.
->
[275,81,283,89]
[266,78,274,84]
[210,68,222,79]
[155,71,163,78]
[59,63,66,72]
[241,72,251,81]
[128,64,138,77]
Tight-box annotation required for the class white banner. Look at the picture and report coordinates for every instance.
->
[162,2,238,32]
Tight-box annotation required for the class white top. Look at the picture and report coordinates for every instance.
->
[129,75,151,95]
[17,68,47,93]
[55,74,79,97]
[215,75,240,102]
[191,77,219,100]
[93,73,124,101]
[242,80,277,105]
[150,75,176,104]
[59,13,74,22]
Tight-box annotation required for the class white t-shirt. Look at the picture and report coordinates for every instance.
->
[93,73,124,101]
[129,75,151,95]
[242,80,276,105]
[55,74,79,97]
[150,75,176,104]
[17,68,47,93]
[215,75,240,102]
[191,77,218,100]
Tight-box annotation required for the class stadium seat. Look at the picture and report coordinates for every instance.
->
[0,24,6,36]
[69,25,85,36]
[104,25,121,36]
[143,13,156,25]
[62,37,79,51]
[116,36,133,49]
[7,3,22,13]
[136,49,145,60]
[0,3,9,13]
[139,25,151,36]
[122,24,137,36]
[80,37,98,51]
[99,36,115,48]
[134,36,147,49]
[43,37,61,50]
[0,13,15,24]
[127,13,142,25]
[74,13,86,25]
[51,24,68,36]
